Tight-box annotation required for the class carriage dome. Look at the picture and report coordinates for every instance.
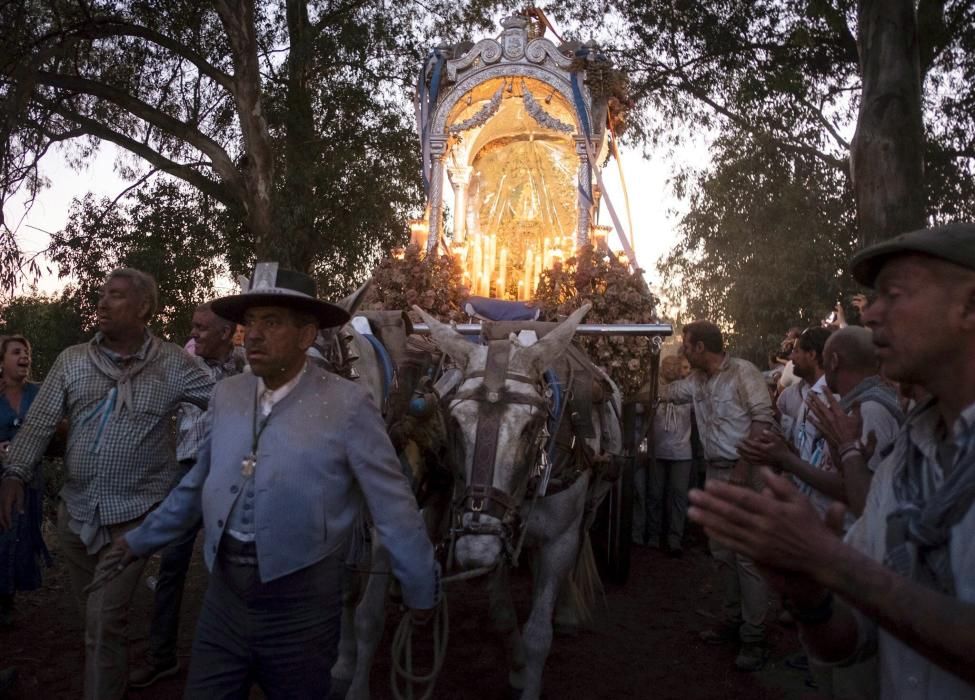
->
[413,14,625,300]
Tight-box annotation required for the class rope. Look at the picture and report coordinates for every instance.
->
[390,564,497,700]
[391,597,449,700]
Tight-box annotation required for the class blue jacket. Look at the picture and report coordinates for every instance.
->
[126,364,439,608]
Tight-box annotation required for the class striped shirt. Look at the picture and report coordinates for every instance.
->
[4,333,215,526]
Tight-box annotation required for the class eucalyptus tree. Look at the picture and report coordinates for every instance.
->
[0,0,452,291]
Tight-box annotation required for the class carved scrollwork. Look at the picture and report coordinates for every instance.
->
[448,86,504,134]
[446,39,503,81]
[525,40,575,69]
[522,88,574,133]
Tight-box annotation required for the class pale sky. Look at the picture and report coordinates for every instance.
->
[4,136,708,298]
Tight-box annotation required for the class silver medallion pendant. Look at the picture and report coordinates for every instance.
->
[241,454,257,477]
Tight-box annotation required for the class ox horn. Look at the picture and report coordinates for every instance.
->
[412,305,474,369]
[521,303,592,374]
[337,278,373,315]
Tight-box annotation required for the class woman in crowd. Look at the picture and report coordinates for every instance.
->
[0,335,50,626]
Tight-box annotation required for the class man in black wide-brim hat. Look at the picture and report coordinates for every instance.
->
[103,262,440,698]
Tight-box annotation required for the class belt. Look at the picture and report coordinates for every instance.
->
[706,459,737,469]
[220,534,258,567]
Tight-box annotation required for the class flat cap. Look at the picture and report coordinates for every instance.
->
[850,222,975,288]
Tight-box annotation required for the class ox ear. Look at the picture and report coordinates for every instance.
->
[412,305,474,369]
[337,278,373,315]
[521,303,591,374]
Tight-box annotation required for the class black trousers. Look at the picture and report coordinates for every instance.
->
[184,539,344,700]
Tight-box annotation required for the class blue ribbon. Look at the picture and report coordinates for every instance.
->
[570,50,594,207]
[80,387,118,453]
[417,49,445,193]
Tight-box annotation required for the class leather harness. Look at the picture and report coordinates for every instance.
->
[451,340,548,530]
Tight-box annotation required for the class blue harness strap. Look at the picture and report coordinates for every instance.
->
[363,333,395,407]
[543,368,563,462]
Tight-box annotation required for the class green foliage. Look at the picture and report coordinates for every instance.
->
[0,0,495,291]
[659,131,856,365]
[47,180,226,342]
[0,291,87,380]
[548,0,974,362]
[533,245,658,397]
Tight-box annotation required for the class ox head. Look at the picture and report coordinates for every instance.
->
[413,304,591,570]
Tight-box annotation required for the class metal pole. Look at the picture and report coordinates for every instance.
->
[411,323,674,337]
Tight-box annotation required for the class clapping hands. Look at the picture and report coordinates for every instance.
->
[805,392,877,468]
[738,429,793,468]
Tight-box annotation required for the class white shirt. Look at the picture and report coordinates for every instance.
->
[256,362,307,417]
[837,399,975,699]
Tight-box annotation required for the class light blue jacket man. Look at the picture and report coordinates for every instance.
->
[125,363,439,609]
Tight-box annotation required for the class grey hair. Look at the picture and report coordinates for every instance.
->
[195,302,236,332]
[106,268,159,320]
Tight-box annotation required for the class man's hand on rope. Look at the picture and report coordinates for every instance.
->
[410,605,437,626]
[83,537,139,594]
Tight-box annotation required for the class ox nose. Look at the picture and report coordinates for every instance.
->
[455,512,504,570]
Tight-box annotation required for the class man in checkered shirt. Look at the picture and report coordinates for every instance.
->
[0,268,214,700]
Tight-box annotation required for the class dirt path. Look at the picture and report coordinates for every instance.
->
[0,525,826,699]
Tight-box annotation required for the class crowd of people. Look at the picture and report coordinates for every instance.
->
[0,265,438,699]
[0,222,973,699]
[635,222,975,699]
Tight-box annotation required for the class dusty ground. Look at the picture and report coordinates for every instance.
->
[0,524,827,699]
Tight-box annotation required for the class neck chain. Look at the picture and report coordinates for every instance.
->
[241,385,272,477]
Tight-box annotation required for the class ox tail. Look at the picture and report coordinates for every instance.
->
[563,530,604,625]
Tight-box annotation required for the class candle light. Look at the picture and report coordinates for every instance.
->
[409,218,429,252]
[498,247,508,299]
[472,237,483,296]
[486,234,496,288]
[592,225,611,250]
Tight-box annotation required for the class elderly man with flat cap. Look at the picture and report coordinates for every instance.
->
[688,222,975,698]
[100,263,440,699]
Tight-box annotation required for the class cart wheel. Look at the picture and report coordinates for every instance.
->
[593,455,633,584]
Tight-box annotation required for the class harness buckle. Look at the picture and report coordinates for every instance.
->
[470,497,484,512]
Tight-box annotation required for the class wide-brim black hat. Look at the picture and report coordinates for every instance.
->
[850,222,975,288]
[212,262,350,328]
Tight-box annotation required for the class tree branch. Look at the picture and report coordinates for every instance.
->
[78,18,235,93]
[34,70,240,183]
[39,97,241,207]
[671,72,847,171]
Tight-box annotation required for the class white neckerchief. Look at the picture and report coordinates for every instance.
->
[256,361,306,417]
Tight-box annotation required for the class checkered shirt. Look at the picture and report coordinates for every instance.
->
[4,334,215,526]
[176,346,247,463]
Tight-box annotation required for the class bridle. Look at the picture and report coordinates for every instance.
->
[447,339,550,559]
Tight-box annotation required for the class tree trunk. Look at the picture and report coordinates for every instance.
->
[281,0,320,273]
[215,0,280,264]
[850,0,926,248]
